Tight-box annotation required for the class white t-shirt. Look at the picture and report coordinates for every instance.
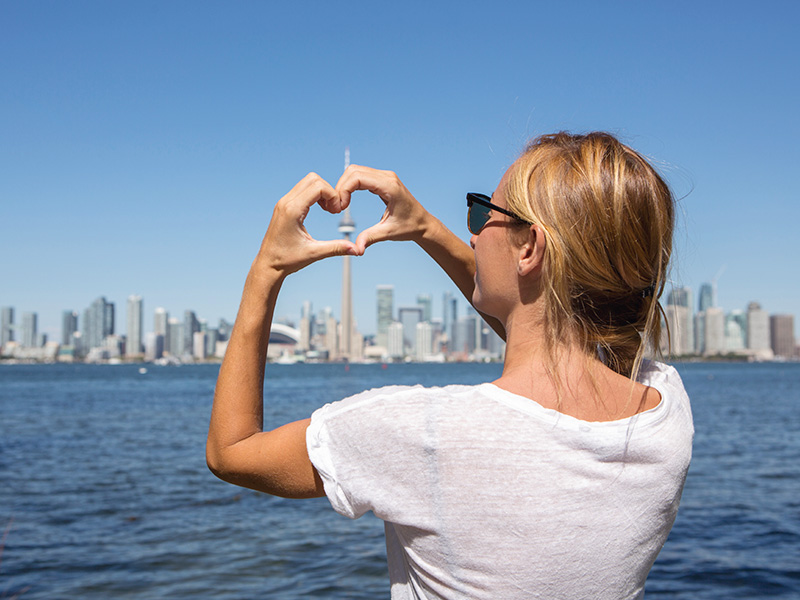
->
[306,361,693,600]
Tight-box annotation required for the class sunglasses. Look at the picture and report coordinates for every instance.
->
[466,192,531,235]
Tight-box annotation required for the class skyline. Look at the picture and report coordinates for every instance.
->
[3,2,799,340]
[1,277,795,347]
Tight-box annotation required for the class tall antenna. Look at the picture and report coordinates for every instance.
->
[339,147,355,234]
[338,147,355,360]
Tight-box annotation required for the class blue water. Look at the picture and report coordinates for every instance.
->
[1,362,798,598]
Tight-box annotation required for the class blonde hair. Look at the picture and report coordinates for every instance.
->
[505,132,673,380]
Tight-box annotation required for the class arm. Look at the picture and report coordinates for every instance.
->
[206,173,358,498]
[335,165,506,340]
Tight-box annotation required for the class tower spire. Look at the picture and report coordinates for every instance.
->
[338,147,355,360]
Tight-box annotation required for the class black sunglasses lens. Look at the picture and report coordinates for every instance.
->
[468,201,491,235]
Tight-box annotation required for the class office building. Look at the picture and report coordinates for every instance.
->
[415,321,433,360]
[376,285,394,350]
[154,307,168,337]
[398,307,423,353]
[183,310,199,357]
[417,294,432,323]
[703,307,725,356]
[1,307,13,346]
[21,312,38,348]
[729,310,747,347]
[698,283,714,313]
[388,321,404,359]
[126,295,143,357]
[217,318,233,341]
[144,332,164,361]
[746,302,770,352]
[667,287,692,309]
[663,287,694,355]
[325,314,338,359]
[168,318,183,356]
[663,304,693,356]
[453,314,478,357]
[82,297,115,352]
[61,311,78,346]
[444,293,457,344]
[770,314,795,358]
[193,331,207,359]
[724,311,746,353]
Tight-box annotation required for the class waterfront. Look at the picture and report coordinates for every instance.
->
[1,362,799,598]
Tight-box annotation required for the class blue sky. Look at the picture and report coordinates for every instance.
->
[2,1,799,339]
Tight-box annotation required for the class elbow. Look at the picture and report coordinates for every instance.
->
[205,442,229,482]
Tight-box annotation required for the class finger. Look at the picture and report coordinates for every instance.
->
[283,173,339,215]
[354,223,392,253]
[316,193,343,214]
[336,164,401,204]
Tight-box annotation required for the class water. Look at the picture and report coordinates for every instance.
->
[1,362,798,598]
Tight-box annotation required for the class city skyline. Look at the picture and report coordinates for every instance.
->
[3,4,799,341]
[2,276,796,359]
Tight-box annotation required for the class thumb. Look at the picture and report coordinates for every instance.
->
[355,223,393,254]
[307,239,360,263]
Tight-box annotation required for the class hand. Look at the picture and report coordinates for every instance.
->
[334,165,434,254]
[255,173,359,277]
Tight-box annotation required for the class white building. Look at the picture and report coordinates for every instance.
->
[126,295,143,357]
[703,307,725,356]
[663,304,694,356]
[747,302,770,352]
[388,321,404,359]
[415,321,434,361]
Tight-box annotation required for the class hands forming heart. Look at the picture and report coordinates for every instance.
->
[256,165,432,277]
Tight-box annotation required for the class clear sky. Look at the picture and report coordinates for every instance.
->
[2,1,799,339]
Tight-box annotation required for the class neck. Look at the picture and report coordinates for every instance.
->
[498,305,599,407]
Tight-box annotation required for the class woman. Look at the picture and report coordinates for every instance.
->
[207,132,694,599]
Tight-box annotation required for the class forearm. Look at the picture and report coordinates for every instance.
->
[207,262,283,470]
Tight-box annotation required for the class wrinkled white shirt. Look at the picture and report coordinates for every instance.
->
[307,361,693,599]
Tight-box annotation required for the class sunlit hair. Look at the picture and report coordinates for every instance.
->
[505,132,673,380]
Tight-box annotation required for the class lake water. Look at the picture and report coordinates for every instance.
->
[1,361,798,598]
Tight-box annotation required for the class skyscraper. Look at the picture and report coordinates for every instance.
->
[698,283,714,313]
[388,321,404,359]
[82,297,114,352]
[1,306,14,346]
[664,286,694,356]
[453,313,478,357]
[168,317,183,356]
[376,285,394,349]
[415,321,434,360]
[338,148,355,360]
[770,314,795,358]
[184,310,199,358]
[724,311,746,353]
[20,312,37,347]
[126,295,143,357]
[702,307,725,356]
[398,306,423,353]
[746,302,770,352]
[154,307,168,337]
[61,311,78,346]
[443,292,457,346]
[416,294,432,323]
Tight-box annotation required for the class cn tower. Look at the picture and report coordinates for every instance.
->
[338,148,355,360]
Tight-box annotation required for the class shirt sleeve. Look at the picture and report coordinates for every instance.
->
[306,400,365,519]
[306,385,424,520]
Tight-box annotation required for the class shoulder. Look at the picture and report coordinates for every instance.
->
[636,359,694,434]
[311,383,481,421]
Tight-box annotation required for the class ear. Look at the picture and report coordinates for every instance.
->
[517,224,546,277]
